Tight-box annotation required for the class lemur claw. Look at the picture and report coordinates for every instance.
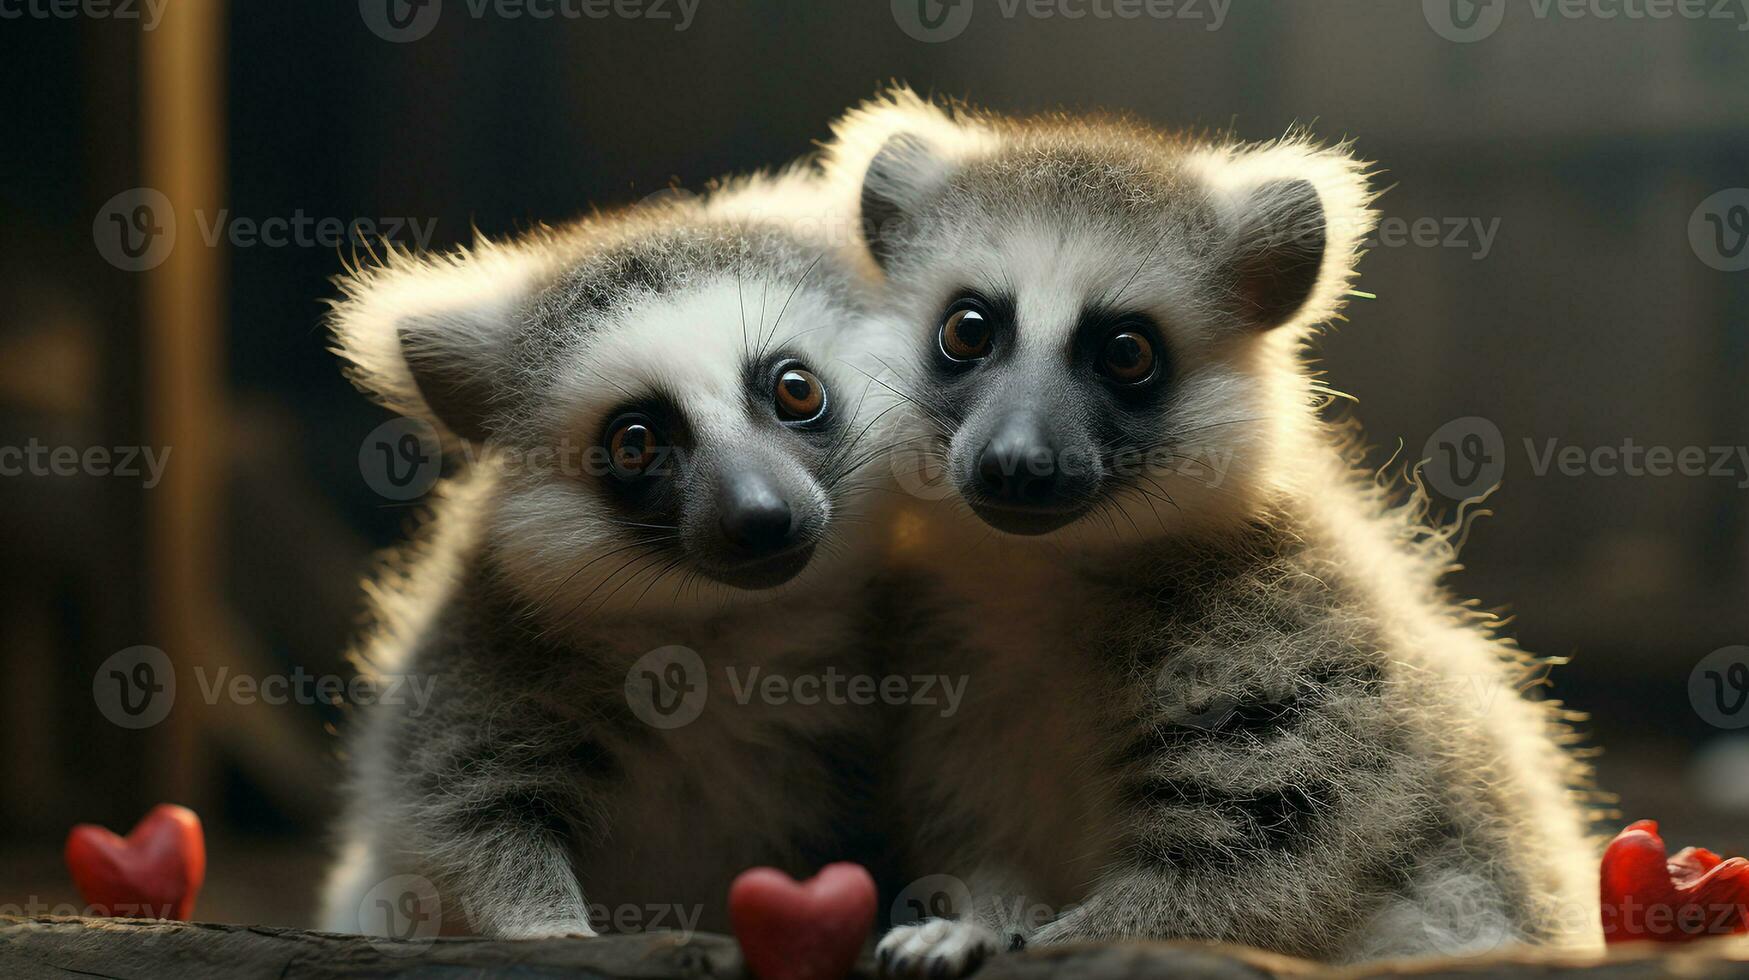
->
[877,919,1000,979]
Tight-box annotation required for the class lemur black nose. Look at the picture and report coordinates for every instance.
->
[717,470,795,555]
[975,415,1062,507]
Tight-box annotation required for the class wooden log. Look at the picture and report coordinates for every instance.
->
[6,916,1749,980]
[0,916,757,980]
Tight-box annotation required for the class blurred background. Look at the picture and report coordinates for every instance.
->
[1,0,1746,929]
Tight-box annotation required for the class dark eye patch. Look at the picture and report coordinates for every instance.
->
[1074,306,1171,398]
[1064,305,1176,478]
[741,351,842,442]
[593,394,689,514]
[929,289,1015,373]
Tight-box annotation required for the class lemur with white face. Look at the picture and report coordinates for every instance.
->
[823,91,1601,973]
[318,176,893,939]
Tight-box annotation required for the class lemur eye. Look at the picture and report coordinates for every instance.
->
[774,364,828,424]
[1100,329,1156,384]
[605,414,661,478]
[939,306,993,362]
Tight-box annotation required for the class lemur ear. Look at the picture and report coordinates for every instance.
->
[329,241,544,442]
[860,133,958,268]
[820,86,980,270]
[393,307,514,442]
[1193,137,1376,331]
[1220,178,1327,329]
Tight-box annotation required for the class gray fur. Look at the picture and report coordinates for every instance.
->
[883,517,1588,961]
[826,90,1602,971]
[321,180,892,939]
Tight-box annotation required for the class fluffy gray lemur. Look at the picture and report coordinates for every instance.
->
[318,173,898,939]
[819,90,1603,974]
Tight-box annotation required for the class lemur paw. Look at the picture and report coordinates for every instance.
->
[492,920,598,940]
[878,919,1000,978]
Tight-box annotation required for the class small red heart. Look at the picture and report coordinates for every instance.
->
[64,803,206,920]
[729,863,876,980]
[1601,819,1749,943]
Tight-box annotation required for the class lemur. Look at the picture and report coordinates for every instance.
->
[318,173,896,939]
[821,90,1602,974]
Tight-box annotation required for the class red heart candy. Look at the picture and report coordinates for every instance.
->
[1601,819,1749,943]
[64,803,206,920]
[729,863,876,980]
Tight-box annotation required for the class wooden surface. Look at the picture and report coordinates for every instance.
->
[6,916,1749,980]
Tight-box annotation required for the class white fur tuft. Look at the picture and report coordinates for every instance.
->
[326,235,563,428]
[818,85,994,209]
[1187,133,1381,337]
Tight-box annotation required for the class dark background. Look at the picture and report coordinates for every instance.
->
[2,0,1746,928]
